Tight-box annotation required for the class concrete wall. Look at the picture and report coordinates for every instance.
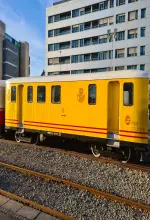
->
[0,21,5,80]
[19,41,30,77]
[46,0,150,75]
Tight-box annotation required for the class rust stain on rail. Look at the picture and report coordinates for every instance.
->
[0,161,150,212]
[0,189,75,220]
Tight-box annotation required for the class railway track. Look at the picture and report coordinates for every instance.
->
[0,138,150,174]
[0,160,150,218]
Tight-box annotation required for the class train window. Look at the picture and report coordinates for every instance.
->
[123,83,133,106]
[27,86,33,103]
[37,86,46,103]
[11,86,16,102]
[51,86,61,104]
[88,84,96,105]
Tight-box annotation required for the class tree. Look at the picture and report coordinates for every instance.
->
[41,70,45,76]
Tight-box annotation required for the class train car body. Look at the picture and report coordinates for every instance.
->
[5,70,149,162]
[0,80,5,136]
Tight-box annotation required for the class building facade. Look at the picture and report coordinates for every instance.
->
[0,20,30,80]
[46,0,150,75]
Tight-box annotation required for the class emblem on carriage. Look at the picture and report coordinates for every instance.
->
[77,88,85,103]
[125,116,131,125]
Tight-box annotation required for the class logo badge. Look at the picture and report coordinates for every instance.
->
[125,116,131,125]
[77,88,85,103]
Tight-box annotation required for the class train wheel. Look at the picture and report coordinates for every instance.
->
[31,133,39,145]
[91,145,100,158]
[122,147,131,163]
[15,132,21,143]
[131,149,141,164]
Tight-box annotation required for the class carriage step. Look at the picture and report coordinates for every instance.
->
[107,139,120,148]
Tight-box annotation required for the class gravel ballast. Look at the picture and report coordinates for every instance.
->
[0,142,150,206]
[0,166,150,220]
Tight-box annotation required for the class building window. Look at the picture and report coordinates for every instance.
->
[128,10,138,21]
[37,86,46,103]
[92,4,99,12]
[140,46,145,56]
[116,31,125,41]
[48,44,53,51]
[88,84,96,105]
[48,16,53,23]
[48,30,53,38]
[71,55,79,63]
[116,13,125,23]
[115,66,125,71]
[128,29,138,39]
[100,1,108,10]
[99,17,109,27]
[72,40,79,48]
[141,27,145,37]
[51,86,61,104]
[92,53,99,61]
[59,41,70,50]
[72,25,80,33]
[116,0,125,6]
[115,49,125,58]
[128,0,138,3]
[141,8,146,18]
[110,0,114,7]
[92,37,98,45]
[84,38,91,46]
[140,64,145,71]
[27,86,33,103]
[54,43,59,51]
[84,54,90,62]
[48,72,52,75]
[92,20,99,28]
[72,9,79,18]
[123,83,133,106]
[127,47,137,57]
[84,22,91,30]
[54,14,60,22]
[127,65,137,70]
[11,86,16,102]
[80,24,84,31]
[80,39,84,47]
[85,6,91,14]
[99,35,108,44]
[71,70,79,74]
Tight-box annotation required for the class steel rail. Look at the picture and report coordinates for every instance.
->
[0,188,75,220]
[0,139,150,173]
[0,161,150,212]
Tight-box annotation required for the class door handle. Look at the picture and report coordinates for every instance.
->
[61,114,66,117]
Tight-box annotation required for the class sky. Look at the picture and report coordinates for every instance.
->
[0,0,59,76]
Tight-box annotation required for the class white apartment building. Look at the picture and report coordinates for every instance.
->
[46,0,150,75]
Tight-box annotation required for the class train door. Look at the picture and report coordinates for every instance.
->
[107,81,120,134]
[18,85,24,127]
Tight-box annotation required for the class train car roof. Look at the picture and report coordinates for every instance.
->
[0,80,5,87]
[6,70,149,84]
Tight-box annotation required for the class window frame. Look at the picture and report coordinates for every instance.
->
[37,86,46,103]
[88,84,96,105]
[51,85,61,104]
[11,86,16,102]
[123,82,134,106]
[27,86,33,103]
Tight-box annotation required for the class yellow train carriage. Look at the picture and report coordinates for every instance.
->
[5,70,149,163]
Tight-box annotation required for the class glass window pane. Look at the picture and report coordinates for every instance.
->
[27,86,33,103]
[88,84,96,105]
[51,86,61,104]
[37,86,46,103]
[11,86,16,102]
[123,83,133,106]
